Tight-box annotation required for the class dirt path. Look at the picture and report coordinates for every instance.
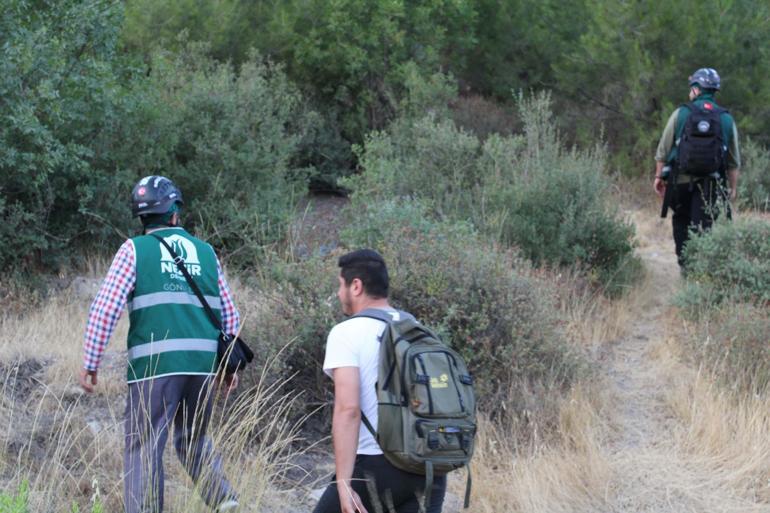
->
[599,209,769,513]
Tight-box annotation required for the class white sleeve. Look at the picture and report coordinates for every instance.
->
[323,323,359,376]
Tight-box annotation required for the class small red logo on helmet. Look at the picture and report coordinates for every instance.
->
[138,187,146,196]
[704,102,713,110]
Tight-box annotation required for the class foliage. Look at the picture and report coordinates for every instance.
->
[556,0,770,167]
[142,45,308,265]
[121,0,770,171]
[347,92,641,293]
[0,0,129,271]
[0,480,28,513]
[461,0,590,98]
[0,1,308,271]
[341,198,586,410]
[679,217,770,307]
[122,0,476,144]
[246,198,585,420]
[737,138,770,211]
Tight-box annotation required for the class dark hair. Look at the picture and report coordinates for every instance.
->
[338,249,389,299]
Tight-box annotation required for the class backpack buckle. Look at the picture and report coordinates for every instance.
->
[173,255,185,265]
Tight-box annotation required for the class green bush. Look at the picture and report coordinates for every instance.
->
[680,217,770,306]
[246,198,585,425]
[341,199,586,410]
[346,92,641,293]
[737,138,770,212]
[1,0,309,271]
[141,46,308,264]
[0,0,131,271]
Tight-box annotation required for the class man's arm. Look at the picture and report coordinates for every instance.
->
[80,240,136,392]
[653,110,678,197]
[215,255,241,390]
[216,256,241,336]
[654,160,666,198]
[727,168,739,201]
[726,122,740,201]
[332,367,367,513]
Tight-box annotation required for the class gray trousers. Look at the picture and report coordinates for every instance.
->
[124,374,236,513]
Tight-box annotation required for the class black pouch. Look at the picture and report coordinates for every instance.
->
[218,333,254,375]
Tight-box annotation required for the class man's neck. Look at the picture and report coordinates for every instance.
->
[352,298,391,315]
[145,225,181,234]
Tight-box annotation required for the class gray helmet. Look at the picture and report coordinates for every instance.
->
[131,175,183,217]
[689,68,720,91]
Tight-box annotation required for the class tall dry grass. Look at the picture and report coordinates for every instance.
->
[668,371,770,503]
[459,386,610,513]
[0,274,309,512]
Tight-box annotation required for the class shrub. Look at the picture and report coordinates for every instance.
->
[341,198,586,410]
[237,255,340,425]
[450,94,520,140]
[346,91,641,293]
[1,0,309,272]
[142,46,308,265]
[737,138,770,212]
[0,0,130,271]
[245,198,586,428]
[680,217,770,306]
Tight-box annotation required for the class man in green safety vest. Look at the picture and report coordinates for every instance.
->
[80,176,240,512]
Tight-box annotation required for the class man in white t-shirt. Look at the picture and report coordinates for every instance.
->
[313,249,447,513]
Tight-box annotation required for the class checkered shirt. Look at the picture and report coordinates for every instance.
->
[82,239,241,371]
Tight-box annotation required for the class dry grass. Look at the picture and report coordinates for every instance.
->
[668,370,770,503]
[459,386,610,513]
[4,198,767,513]
[0,271,309,512]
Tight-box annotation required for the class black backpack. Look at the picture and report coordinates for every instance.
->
[676,101,728,178]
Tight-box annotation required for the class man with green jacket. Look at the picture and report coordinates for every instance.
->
[653,68,741,270]
[80,176,239,512]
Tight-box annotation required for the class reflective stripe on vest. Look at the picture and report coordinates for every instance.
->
[127,338,218,360]
[127,291,222,312]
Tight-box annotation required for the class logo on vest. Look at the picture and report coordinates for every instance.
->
[159,235,202,277]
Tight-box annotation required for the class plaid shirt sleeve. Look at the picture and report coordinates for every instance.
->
[83,240,136,371]
[216,257,241,336]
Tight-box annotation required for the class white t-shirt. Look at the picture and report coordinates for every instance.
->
[323,309,404,455]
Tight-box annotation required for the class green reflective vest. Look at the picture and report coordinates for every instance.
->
[126,227,221,382]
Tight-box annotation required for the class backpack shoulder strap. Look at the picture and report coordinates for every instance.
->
[351,308,415,324]
[675,103,694,141]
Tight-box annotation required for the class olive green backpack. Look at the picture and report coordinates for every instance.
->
[354,309,477,509]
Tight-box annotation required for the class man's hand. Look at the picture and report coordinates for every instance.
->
[338,481,367,513]
[79,369,98,393]
[654,177,666,198]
